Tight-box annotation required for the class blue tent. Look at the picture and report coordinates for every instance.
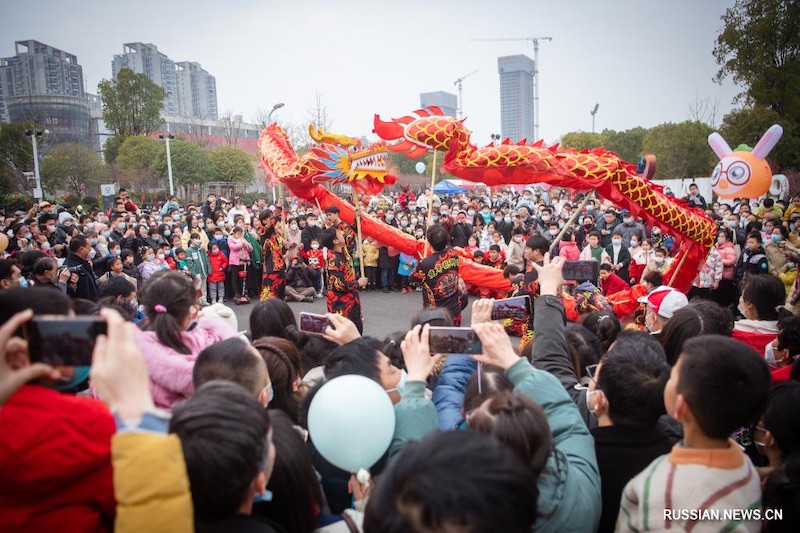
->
[433,179,468,194]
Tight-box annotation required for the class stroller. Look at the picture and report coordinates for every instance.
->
[236,260,251,305]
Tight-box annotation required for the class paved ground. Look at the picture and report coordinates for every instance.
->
[227,289,475,341]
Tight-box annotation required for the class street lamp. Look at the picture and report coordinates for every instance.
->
[268,102,285,124]
[24,128,47,201]
[590,103,600,134]
[158,132,176,196]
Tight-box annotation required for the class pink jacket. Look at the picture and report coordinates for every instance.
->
[716,241,737,280]
[136,317,237,409]
[558,241,580,260]
[227,236,253,266]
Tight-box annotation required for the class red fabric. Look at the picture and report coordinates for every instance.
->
[731,329,776,354]
[208,250,229,282]
[0,385,116,532]
[601,272,629,296]
[772,365,792,382]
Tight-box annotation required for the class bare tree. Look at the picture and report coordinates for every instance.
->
[184,113,211,148]
[252,107,272,130]
[219,110,243,147]
[307,90,332,131]
[686,92,720,128]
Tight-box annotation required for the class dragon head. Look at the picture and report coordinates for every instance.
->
[308,136,396,194]
[373,106,471,158]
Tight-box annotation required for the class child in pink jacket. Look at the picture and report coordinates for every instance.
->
[227,225,254,303]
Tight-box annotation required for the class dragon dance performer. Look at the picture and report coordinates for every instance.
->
[319,227,368,333]
[324,206,357,258]
[517,235,550,352]
[258,210,287,300]
[408,225,468,326]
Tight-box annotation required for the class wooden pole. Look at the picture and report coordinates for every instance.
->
[549,190,594,253]
[424,149,438,257]
[352,190,366,278]
[667,241,693,287]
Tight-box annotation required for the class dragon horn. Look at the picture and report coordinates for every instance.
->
[309,124,323,143]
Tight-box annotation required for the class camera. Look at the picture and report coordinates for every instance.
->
[64,265,83,275]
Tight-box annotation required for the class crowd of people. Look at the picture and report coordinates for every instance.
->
[1,182,800,532]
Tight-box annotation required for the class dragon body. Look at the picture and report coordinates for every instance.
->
[374,107,719,292]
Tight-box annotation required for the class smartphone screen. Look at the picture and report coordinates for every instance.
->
[24,316,107,367]
[562,260,600,282]
[428,327,483,355]
[299,312,329,335]
[491,295,532,321]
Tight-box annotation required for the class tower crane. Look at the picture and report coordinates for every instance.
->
[454,69,478,119]
[472,36,553,140]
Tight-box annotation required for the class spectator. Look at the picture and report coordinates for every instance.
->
[581,311,621,353]
[733,274,788,356]
[361,237,379,291]
[660,300,734,366]
[506,227,527,271]
[580,231,611,264]
[207,242,228,303]
[558,230,580,260]
[599,263,629,296]
[588,333,673,533]
[169,381,281,532]
[689,241,723,301]
[62,234,100,302]
[682,182,707,209]
[616,210,646,244]
[285,256,317,302]
[735,231,770,284]
[449,210,473,248]
[0,290,115,532]
[596,208,620,247]
[186,232,212,306]
[619,336,770,531]
[638,286,689,336]
[227,226,253,304]
[604,231,631,282]
[136,270,237,409]
[0,258,24,290]
[193,337,270,406]
[250,299,297,341]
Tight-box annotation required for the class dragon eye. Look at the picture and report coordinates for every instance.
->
[727,162,750,185]
[711,164,722,186]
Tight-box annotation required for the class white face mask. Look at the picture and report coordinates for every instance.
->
[514,236,524,243]
[311,243,319,250]
[585,390,601,415]
[88,248,97,259]
[290,224,298,231]
[157,253,165,260]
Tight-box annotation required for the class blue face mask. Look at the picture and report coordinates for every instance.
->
[18,277,29,288]
[164,230,171,237]
[386,369,408,396]
[728,220,737,228]
[630,240,638,248]
[771,234,782,244]
[253,490,274,503]
[103,231,111,238]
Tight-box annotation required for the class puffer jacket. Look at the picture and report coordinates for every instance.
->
[716,241,737,280]
[136,317,237,409]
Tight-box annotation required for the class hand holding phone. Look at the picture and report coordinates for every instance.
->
[0,310,60,404]
[490,295,532,321]
[428,327,483,355]
[401,324,441,382]
[471,322,520,371]
[560,260,599,283]
[299,312,330,335]
[25,316,107,368]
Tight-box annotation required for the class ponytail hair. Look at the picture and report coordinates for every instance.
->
[139,270,196,354]
[761,381,800,528]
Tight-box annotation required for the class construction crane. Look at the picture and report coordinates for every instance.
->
[454,69,478,119]
[472,36,553,140]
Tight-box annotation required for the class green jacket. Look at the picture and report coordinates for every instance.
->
[390,300,601,532]
[186,245,211,278]
[245,231,262,267]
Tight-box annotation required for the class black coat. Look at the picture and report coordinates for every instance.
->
[449,221,473,248]
[62,252,100,302]
[591,425,675,533]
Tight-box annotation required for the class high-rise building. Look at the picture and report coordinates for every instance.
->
[497,54,534,142]
[420,91,457,118]
[176,61,218,120]
[112,42,180,116]
[111,43,218,120]
[0,40,90,146]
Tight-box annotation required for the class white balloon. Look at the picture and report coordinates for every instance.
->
[307,375,396,472]
[415,161,426,174]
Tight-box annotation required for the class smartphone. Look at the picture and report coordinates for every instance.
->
[24,316,107,367]
[299,312,329,335]
[428,327,483,355]
[491,295,532,321]
[562,260,600,282]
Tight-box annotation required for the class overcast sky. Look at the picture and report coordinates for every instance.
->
[2,0,741,144]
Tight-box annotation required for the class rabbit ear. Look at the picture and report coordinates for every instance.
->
[752,125,784,160]
[708,132,733,159]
